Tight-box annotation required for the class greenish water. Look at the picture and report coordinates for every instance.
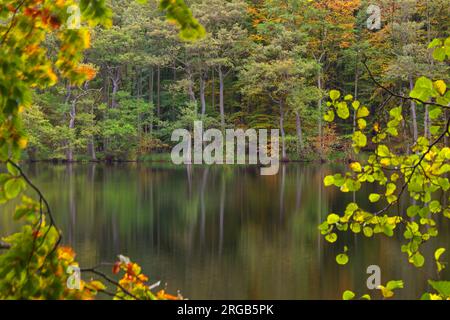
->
[1,163,449,299]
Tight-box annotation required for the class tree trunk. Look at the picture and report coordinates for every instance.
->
[294,110,304,154]
[156,66,161,118]
[279,100,287,160]
[424,105,430,139]
[317,68,323,152]
[218,66,225,130]
[67,99,76,162]
[200,72,207,116]
[111,70,120,109]
[409,75,419,143]
[211,68,215,110]
[149,67,154,104]
[88,138,97,161]
[186,65,196,103]
[353,56,359,134]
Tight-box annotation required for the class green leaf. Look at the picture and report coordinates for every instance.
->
[389,106,402,119]
[336,253,349,265]
[386,280,404,291]
[342,290,355,300]
[356,106,369,118]
[363,227,373,237]
[410,76,436,101]
[357,118,367,130]
[6,162,20,176]
[336,102,350,119]
[411,252,425,267]
[428,280,450,297]
[377,145,390,157]
[325,233,338,243]
[435,248,446,261]
[329,90,341,101]
[428,38,442,48]
[433,47,446,61]
[4,179,23,199]
[344,94,353,101]
[323,109,335,122]
[369,193,380,203]
[407,205,420,218]
[324,175,334,187]
[352,131,367,148]
[429,107,442,120]
[327,214,340,224]
[385,183,396,196]
[13,207,31,221]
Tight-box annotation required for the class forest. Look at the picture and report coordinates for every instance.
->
[1,0,450,302]
[23,0,450,163]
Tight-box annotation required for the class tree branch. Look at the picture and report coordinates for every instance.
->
[362,56,449,109]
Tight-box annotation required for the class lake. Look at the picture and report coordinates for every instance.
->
[1,163,449,299]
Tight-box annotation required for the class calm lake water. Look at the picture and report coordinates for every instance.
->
[1,163,449,299]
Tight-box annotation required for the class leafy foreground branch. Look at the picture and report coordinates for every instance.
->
[320,37,450,300]
[0,0,200,300]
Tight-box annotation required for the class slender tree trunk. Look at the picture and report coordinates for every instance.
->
[218,66,225,130]
[111,70,120,109]
[279,100,287,160]
[294,110,304,154]
[353,56,359,134]
[137,68,142,98]
[409,75,419,143]
[186,65,196,103]
[445,110,449,147]
[67,100,76,162]
[200,72,207,116]
[317,68,323,152]
[149,67,154,104]
[88,138,96,161]
[156,66,161,118]
[424,105,430,139]
[211,68,215,110]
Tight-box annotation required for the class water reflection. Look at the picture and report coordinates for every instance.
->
[1,163,449,299]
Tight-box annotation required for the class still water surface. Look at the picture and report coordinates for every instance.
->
[1,163,449,299]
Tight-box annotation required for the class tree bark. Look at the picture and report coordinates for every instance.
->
[294,110,304,154]
[186,65,196,104]
[353,55,359,134]
[156,66,161,118]
[211,68,215,110]
[409,75,419,143]
[218,66,225,130]
[149,67,154,104]
[279,100,287,160]
[110,68,120,109]
[67,98,76,162]
[424,105,430,139]
[200,72,207,116]
[317,68,323,152]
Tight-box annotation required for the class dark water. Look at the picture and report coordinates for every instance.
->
[1,163,449,299]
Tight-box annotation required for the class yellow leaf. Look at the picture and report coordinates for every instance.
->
[434,80,447,95]
[350,162,362,172]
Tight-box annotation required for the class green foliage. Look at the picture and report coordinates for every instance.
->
[321,37,450,299]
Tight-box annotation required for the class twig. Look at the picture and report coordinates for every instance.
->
[362,56,449,109]
[81,267,140,300]
[0,0,27,46]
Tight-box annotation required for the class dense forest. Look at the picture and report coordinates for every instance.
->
[23,0,450,162]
